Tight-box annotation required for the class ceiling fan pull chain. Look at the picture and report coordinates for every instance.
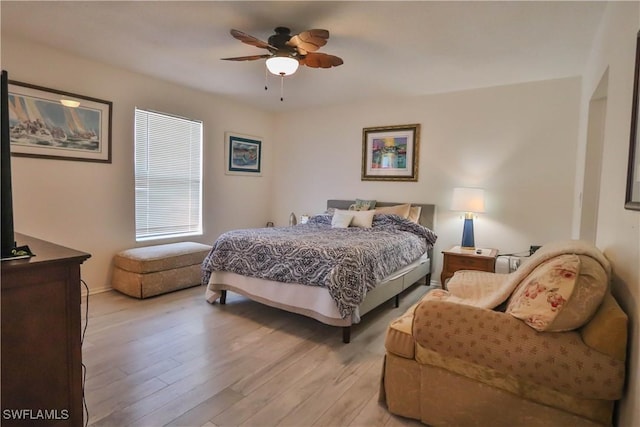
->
[280,74,285,101]
[265,66,268,91]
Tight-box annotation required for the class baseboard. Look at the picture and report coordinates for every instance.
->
[81,285,113,298]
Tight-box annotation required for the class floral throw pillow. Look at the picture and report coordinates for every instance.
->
[506,254,581,332]
[348,199,377,211]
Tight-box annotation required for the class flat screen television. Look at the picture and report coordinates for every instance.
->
[1,69,16,259]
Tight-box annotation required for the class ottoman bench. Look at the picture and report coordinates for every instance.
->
[112,241,212,298]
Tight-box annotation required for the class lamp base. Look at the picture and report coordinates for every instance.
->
[461,217,475,249]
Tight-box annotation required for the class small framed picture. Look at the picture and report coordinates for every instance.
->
[225,132,262,176]
[362,124,420,181]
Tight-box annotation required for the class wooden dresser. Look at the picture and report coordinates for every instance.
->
[1,234,90,426]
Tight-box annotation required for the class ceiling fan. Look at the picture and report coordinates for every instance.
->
[221,27,344,100]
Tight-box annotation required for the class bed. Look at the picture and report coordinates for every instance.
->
[202,200,437,342]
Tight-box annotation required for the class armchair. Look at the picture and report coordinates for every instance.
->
[380,240,627,426]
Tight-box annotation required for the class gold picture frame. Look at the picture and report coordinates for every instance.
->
[361,124,420,181]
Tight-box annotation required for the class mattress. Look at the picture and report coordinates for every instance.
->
[205,251,431,326]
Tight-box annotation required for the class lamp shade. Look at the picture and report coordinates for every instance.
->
[266,56,299,76]
[451,187,486,213]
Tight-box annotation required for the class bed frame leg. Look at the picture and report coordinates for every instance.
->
[424,273,431,285]
[342,326,351,343]
[220,290,227,305]
[394,294,400,308]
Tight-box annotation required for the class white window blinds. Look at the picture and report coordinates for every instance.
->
[135,108,203,241]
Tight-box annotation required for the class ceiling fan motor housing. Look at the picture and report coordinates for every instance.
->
[268,27,294,52]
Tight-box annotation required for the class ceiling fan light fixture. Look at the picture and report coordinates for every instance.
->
[266,56,299,76]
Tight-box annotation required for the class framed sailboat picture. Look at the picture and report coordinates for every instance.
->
[7,81,112,163]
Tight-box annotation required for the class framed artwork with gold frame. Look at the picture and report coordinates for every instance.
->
[361,124,420,182]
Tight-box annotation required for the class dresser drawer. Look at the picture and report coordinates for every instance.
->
[446,255,493,271]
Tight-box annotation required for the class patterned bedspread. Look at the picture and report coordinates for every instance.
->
[201,214,437,318]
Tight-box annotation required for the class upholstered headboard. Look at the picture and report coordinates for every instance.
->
[326,200,436,231]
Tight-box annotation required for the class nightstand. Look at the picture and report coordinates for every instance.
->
[441,246,498,288]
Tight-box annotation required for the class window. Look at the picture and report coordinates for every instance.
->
[134,108,203,241]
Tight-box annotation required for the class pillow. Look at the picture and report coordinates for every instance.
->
[348,199,377,211]
[375,203,411,219]
[408,205,422,223]
[331,209,354,228]
[350,209,375,228]
[506,254,607,332]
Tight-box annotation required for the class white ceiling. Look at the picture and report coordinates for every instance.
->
[1,1,606,112]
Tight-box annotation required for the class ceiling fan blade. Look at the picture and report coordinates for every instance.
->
[221,54,272,61]
[287,29,330,53]
[230,29,276,51]
[300,52,343,69]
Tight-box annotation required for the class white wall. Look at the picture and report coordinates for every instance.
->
[2,35,275,293]
[272,78,581,281]
[574,2,640,425]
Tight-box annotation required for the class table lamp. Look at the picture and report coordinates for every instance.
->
[451,187,485,249]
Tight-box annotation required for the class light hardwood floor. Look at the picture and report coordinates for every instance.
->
[82,282,431,427]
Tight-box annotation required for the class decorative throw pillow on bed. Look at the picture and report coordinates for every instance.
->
[350,209,375,228]
[408,205,422,223]
[375,203,411,219]
[331,209,354,228]
[506,254,607,332]
[348,199,377,211]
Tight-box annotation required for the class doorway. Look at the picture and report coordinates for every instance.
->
[579,70,608,243]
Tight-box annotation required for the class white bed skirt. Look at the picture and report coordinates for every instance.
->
[205,252,430,327]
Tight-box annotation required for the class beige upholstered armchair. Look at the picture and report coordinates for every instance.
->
[380,240,628,426]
